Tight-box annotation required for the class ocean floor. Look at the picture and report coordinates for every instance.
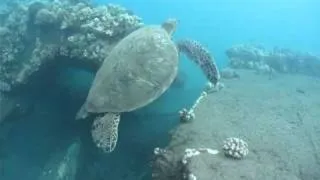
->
[1,69,320,180]
[156,70,320,180]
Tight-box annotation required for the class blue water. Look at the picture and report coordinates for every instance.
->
[98,0,320,56]
[1,0,319,180]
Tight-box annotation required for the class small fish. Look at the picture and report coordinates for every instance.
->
[296,88,305,94]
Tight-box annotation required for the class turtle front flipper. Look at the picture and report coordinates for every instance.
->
[91,112,121,153]
[176,39,221,86]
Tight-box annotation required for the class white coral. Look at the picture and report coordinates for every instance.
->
[179,91,208,122]
[222,137,249,159]
[179,108,195,122]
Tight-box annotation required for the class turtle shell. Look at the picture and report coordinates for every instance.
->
[84,25,179,113]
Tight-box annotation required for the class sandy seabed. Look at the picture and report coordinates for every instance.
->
[166,70,320,180]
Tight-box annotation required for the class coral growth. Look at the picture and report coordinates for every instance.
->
[226,44,320,77]
[152,147,220,180]
[0,0,143,92]
[222,137,249,159]
[179,81,224,123]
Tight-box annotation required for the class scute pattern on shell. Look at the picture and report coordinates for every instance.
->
[84,25,179,113]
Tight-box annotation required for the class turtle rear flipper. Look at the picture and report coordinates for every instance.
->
[91,113,121,153]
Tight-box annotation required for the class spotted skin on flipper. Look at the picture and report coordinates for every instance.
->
[177,39,220,85]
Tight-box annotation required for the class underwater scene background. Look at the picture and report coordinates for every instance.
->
[0,0,319,180]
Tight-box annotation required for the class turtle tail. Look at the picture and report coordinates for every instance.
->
[176,39,220,86]
[75,104,88,120]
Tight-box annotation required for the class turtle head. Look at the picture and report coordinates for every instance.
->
[161,18,178,37]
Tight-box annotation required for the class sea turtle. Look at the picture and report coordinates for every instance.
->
[76,19,220,153]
